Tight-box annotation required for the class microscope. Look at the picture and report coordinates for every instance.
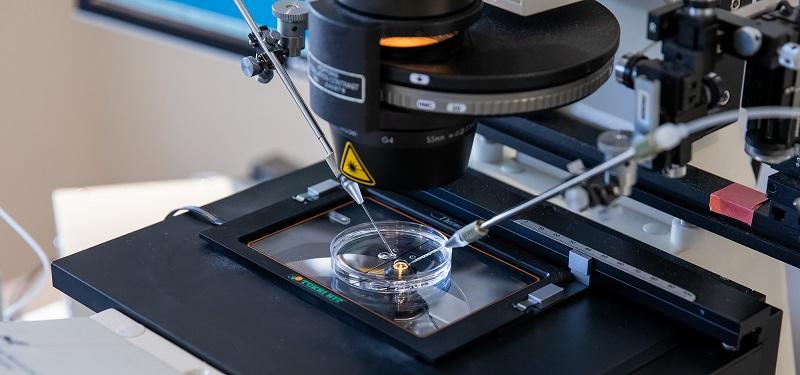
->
[239,0,800,254]
[240,0,619,189]
[54,0,800,372]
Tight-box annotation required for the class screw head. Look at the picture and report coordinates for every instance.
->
[263,29,282,45]
[240,56,263,77]
[718,90,731,106]
[614,54,632,85]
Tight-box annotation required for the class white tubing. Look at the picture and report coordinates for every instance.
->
[0,207,51,321]
[682,106,800,136]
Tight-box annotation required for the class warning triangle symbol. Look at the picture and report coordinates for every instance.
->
[340,141,376,186]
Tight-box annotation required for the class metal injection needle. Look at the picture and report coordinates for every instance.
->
[233,0,340,177]
[439,148,638,250]
[412,147,632,264]
[408,150,637,264]
[231,0,394,256]
[407,246,444,265]
[360,204,396,258]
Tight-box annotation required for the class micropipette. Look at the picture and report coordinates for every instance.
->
[232,0,394,256]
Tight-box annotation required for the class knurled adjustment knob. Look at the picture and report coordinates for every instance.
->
[272,0,309,23]
[241,56,264,77]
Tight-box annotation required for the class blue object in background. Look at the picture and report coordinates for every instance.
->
[79,0,279,53]
[169,0,275,25]
[166,0,277,31]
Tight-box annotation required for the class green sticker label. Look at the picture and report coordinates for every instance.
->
[288,274,344,304]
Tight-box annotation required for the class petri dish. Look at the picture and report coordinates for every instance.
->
[330,221,452,294]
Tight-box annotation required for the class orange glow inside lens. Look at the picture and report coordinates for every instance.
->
[380,37,442,48]
[379,32,457,48]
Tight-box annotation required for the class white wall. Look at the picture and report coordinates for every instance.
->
[0,2,322,281]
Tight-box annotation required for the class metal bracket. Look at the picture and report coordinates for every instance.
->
[327,210,351,225]
[513,283,565,313]
[569,250,593,285]
[634,75,661,135]
[292,179,339,203]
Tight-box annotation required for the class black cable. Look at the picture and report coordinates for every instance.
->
[165,206,225,226]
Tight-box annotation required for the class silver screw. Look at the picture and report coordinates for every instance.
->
[731,0,741,10]
[240,56,263,77]
[649,22,657,34]
[663,164,687,179]
[718,90,731,106]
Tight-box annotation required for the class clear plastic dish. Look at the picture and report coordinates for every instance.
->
[330,221,452,294]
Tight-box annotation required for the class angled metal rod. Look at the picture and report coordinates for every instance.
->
[480,148,637,229]
[232,0,340,177]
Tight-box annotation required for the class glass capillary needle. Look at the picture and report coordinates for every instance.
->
[360,203,395,257]
[231,0,371,220]
[441,148,638,249]
[408,151,638,264]
[407,246,444,265]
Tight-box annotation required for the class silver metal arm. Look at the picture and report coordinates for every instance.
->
[232,0,340,177]
[444,148,637,248]
[231,1,398,253]
[481,148,636,228]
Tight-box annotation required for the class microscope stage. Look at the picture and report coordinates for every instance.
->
[202,195,556,361]
[53,163,781,373]
[247,199,540,338]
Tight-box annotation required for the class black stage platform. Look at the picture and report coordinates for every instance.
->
[52,162,779,374]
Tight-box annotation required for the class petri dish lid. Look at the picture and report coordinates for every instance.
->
[330,221,452,294]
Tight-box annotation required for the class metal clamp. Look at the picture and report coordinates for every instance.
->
[293,179,340,203]
[569,250,593,285]
[513,283,565,312]
[779,43,800,71]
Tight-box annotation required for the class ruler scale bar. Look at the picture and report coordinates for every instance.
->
[515,219,696,302]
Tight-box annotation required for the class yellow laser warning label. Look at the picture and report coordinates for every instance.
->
[340,141,376,186]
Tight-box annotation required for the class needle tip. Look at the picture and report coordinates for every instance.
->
[444,236,462,249]
[446,220,489,248]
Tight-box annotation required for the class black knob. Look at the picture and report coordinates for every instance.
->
[702,72,728,109]
[257,69,275,84]
[241,56,264,77]
[614,53,647,89]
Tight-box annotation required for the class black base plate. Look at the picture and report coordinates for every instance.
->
[51,163,780,374]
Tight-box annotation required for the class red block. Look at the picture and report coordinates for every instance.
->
[709,183,768,226]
